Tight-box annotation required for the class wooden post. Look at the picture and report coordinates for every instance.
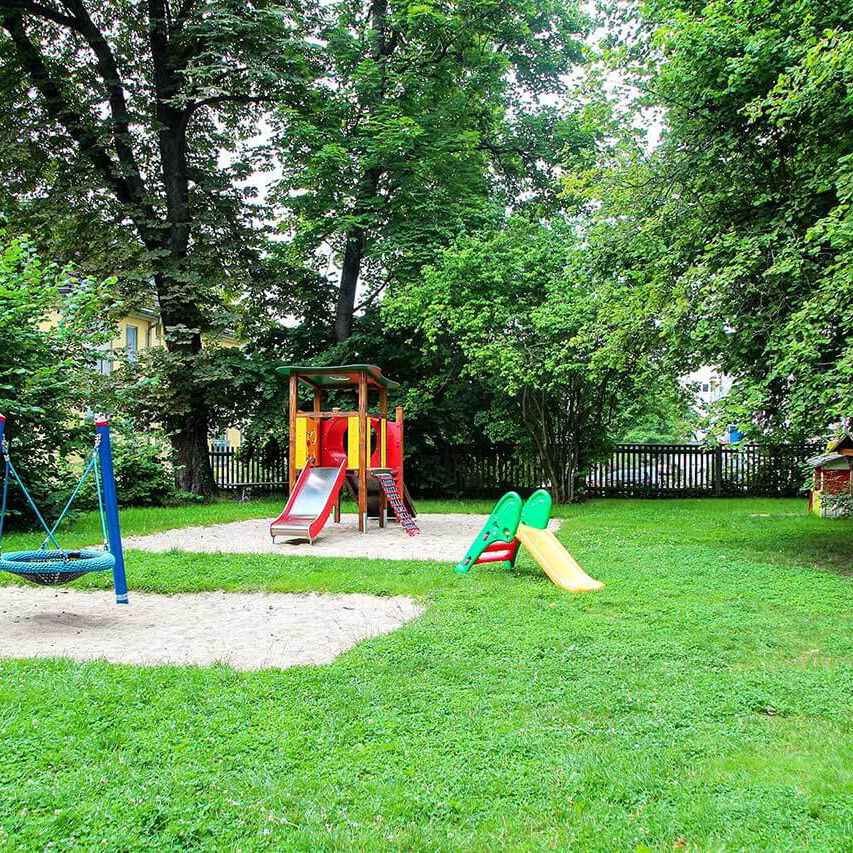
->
[713,446,723,496]
[358,371,368,532]
[378,386,388,528]
[311,386,323,467]
[288,373,298,492]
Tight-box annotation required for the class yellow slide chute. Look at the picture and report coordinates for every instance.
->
[515,523,604,592]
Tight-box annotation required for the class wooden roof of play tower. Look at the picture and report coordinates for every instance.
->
[276,364,400,390]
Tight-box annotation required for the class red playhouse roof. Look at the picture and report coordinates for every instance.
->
[808,433,853,468]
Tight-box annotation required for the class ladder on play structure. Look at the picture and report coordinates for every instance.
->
[374,473,420,537]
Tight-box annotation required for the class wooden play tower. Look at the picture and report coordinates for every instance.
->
[276,364,417,536]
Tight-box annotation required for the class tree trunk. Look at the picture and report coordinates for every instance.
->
[169,400,217,495]
[333,2,389,342]
[521,386,583,504]
[148,1,215,496]
[335,227,366,342]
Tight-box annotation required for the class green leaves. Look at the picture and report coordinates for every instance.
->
[0,233,116,523]
[385,216,673,500]
[585,0,853,439]
[271,0,590,338]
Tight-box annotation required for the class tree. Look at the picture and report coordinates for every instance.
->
[0,232,114,523]
[272,0,590,341]
[0,0,320,493]
[385,217,669,501]
[588,0,853,438]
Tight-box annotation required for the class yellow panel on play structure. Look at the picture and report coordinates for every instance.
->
[295,417,308,468]
[347,416,359,467]
[381,419,387,467]
[295,417,318,468]
[346,416,373,468]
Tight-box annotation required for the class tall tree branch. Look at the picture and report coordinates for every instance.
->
[0,8,159,246]
[58,0,149,208]
[3,0,75,28]
[186,93,273,117]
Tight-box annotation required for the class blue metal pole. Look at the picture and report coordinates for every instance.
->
[94,416,129,604]
[0,414,5,446]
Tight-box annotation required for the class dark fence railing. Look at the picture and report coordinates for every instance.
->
[211,442,820,499]
[406,446,543,498]
[407,443,821,499]
[584,443,820,498]
[209,446,288,494]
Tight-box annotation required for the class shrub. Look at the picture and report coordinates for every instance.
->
[82,425,206,509]
[821,492,853,519]
[109,435,177,507]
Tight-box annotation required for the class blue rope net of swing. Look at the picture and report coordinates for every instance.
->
[0,436,115,587]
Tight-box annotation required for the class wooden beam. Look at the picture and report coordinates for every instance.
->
[358,372,368,533]
[311,388,323,467]
[294,410,361,420]
[288,374,298,492]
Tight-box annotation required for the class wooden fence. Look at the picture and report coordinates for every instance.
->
[209,446,288,494]
[584,443,820,498]
[210,442,819,499]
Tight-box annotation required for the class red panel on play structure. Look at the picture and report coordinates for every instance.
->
[320,416,385,469]
[386,422,402,469]
[320,417,347,468]
[475,539,520,566]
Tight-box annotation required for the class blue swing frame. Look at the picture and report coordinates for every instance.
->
[0,414,129,604]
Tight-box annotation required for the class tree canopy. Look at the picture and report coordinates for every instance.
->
[271,0,590,341]
[0,0,321,493]
[1,0,849,503]
[583,0,853,439]
[385,217,671,500]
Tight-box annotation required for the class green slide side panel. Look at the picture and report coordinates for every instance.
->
[520,489,553,530]
[454,492,523,574]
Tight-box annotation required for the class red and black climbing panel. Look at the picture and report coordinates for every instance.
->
[374,473,420,537]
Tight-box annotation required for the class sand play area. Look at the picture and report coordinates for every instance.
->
[0,512,558,671]
[0,587,422,671]
[124,512,558,561]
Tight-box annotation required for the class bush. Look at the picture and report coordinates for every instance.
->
[86,426,206,509]
[109,435,177,507]
[821,492,853,519]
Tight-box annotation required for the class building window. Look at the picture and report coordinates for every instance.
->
[96,348,113,375]
[210,433,229,451]
[126,325,138,363]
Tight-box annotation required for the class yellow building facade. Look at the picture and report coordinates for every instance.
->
[46,303,243,449]
[106,311,243,450]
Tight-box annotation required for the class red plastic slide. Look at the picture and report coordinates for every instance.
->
[270,460,346,543]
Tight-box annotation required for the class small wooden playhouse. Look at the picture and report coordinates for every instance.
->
[807,434,853,516]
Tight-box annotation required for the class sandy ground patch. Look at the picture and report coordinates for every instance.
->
[0,587,422,671]
[124,512,558,562]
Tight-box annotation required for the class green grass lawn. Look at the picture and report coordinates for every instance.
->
[0,498,851,850]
